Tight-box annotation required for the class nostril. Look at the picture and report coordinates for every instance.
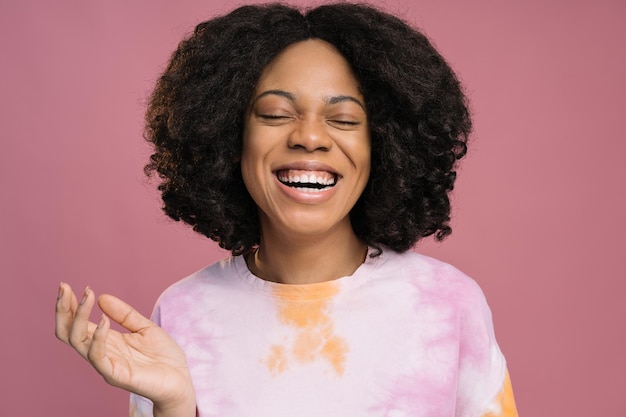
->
[289,143,330,152]
[287,122,333,152]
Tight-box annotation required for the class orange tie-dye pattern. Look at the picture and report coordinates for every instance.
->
[266,345,288,374]
[481,370,518,417]
[264,283,349,376]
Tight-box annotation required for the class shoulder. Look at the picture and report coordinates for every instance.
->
[376,248,488,309]
[375,248,499,352]
[161,256,240,294]
[379,250,508,415]
[151,255,244,323]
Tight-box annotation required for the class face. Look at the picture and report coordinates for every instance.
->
[241,39,370,240]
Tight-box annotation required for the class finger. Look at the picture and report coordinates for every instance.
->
[98,294,155,333]
[55,282,75,343]
[69,287,78,314]
[68,287,97,357]
[88,314,114,382]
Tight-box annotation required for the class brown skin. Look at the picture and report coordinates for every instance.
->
[55,39,370,416]
[242,39,371,284]
[55,283,196,417]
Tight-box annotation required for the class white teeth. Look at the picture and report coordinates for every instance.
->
[277,171,336,186]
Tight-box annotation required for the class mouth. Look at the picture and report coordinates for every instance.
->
[275,169,338,192]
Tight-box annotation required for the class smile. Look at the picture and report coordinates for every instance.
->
[276,169,338,192]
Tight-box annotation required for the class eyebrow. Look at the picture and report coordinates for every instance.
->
[253,89,296,103]
[252,89,366,111]
[326,95,366,111]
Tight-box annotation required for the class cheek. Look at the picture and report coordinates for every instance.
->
[362,143,372,170]
[356,140,372,192]
[353,137,372,177]
[240,130,274,210]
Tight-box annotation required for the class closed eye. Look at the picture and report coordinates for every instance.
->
[258,114,294,125]
[329,120,360,125]
[260,114,290,119]
[327,119,362,130]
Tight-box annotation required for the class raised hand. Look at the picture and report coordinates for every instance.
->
[55,283,196,417]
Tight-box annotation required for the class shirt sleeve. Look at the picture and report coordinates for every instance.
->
[453,273,519,417]
[479,369,519,417]
[129,393,154,417]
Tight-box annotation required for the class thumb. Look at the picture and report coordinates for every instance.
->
[97,294,154,333]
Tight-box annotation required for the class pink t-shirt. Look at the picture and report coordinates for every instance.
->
[131,248,518,417]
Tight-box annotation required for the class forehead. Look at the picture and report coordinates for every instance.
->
[255,39,362,97]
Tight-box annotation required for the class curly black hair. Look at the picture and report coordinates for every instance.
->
[145,3,471,255]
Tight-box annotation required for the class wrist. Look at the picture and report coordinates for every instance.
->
[152,389,196,417]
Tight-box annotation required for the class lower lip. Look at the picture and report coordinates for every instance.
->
[275,177,339,204]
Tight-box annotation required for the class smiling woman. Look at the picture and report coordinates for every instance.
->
[54,3,518,417]
[242,40,371,282]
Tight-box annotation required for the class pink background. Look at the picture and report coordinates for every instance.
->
[1,1,625,416]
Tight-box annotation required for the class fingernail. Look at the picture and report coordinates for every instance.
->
[79,287,90,305]
[57,283,64,300]
[97,314,105,329]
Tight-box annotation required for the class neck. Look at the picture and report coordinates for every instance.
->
[246,223,368,285]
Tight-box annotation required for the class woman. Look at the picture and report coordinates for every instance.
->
[56,4,518,417]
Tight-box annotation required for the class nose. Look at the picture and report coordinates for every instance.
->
[287,117,333,152]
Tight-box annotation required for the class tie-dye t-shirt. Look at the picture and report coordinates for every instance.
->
[130,248,518,417]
